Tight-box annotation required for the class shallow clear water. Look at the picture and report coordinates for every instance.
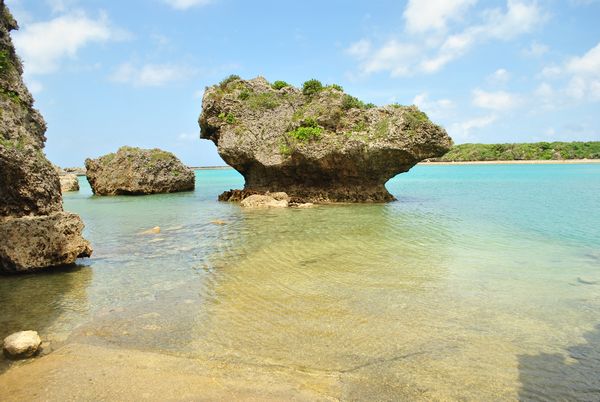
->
[1,164,600,400]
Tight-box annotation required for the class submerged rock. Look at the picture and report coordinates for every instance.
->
[0,3,92,273]
[140,226,161,235]
[3,331,42,358]
[199,76,452,202]
[85,146,195,195]
[240,194,289,208]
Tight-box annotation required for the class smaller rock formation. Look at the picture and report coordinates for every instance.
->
[85,146,195,195]
[3,331,41,358]
[63,167,86,176]
[54,166,79,192]
[59,174,79,192]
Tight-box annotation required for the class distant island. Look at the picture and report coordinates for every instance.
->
[429,141,600,162]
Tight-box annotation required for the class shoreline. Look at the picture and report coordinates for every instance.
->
[69,160,600,176]
[419,159,600,165]
[194,160,600,169]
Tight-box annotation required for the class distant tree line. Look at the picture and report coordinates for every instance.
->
[433,141,600,161]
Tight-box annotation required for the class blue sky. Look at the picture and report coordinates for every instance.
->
[5,0,600,167]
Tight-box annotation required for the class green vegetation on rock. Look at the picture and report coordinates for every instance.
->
[279,142,293,156]
[218,112,236,124]
[219,74,241,90]
[0,49,11,78]
[246,92,280,110]
[341,94,375,110]
[288,118,323,141]
[302,79,323,96]
[437,142,600,161]
[0,87,21,104]
[272,80,290,90]
[0,135,25,151]
[238,89,250,100]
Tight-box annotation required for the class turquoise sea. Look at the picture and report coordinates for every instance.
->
[1,164,600,400]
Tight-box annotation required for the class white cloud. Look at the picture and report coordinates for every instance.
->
[532,82,558,110]
[355,40,419,77]
[535,82,554,98]
[110,62,197,87]
[523,41,549,57]
[563,42,600,101]
[12,11,118,75]
[349,0,547,77]
[163,0,212,10]
[532,43,600,106]
[566,42,600,76]
[488,68,510,85]
[46,0,78,13]
[480,0,545,40]
[540,65,562,78]
[346,39,371,59]
[177,132,197,141]
[421,0,545,73]
[403,0,477,33]
[472,88,520,110]
[27,79,44,94]
[420,31,475,73]
[449,114,497,139]
[412,92,455,119]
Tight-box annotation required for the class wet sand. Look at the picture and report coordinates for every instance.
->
[0,343,338,401]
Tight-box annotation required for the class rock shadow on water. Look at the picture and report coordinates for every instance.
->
[0,265,92,372]
[518,324,600,401]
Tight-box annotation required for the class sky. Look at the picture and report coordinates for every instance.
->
[4,0,600,167]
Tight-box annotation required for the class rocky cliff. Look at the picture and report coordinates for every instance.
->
[85,146,195,195]
[199,76,452,202]
[0,2,92,273]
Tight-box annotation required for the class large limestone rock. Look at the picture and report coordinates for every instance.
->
[0,2,92,273]
[3,330,41,358]
[85,146,195,195]
[199,77,452,202]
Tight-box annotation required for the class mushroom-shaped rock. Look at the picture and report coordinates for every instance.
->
[199,77,453,202]
[3,331,42,358]
[85,146,195,195]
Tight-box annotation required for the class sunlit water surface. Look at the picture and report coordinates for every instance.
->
[1,165,600,400]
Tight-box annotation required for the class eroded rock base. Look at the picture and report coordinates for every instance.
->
[219,186,395,204]
[0,212,93,273]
